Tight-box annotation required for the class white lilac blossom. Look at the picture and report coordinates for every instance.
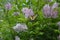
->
[13,12,20,16]
[15,36,20,40]
[22,7,34,18]
[5,2,12,10]
[43,2,58,18]
[13,23,28,32]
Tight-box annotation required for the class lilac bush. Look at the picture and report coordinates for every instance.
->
[0,0,60,40]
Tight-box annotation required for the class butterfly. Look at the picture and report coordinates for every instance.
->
[29,14,37,20]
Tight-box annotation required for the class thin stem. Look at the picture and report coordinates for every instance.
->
[36,0,40,13]
[5,10,11,27]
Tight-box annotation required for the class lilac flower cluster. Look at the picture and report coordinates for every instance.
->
[5,2,12,10]
[13,23,28,32]
[43,2,58,18]
[22,7,34,18]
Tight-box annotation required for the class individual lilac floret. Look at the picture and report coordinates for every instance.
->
[52,2,58,9]
[51,10,58,18]
[15,36,20,40]
[43,2,58,18]
[5,2,12,10]
[22,7,34,18]
[13,23,28,32]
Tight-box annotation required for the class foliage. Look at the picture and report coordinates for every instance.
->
[0,0,60,40]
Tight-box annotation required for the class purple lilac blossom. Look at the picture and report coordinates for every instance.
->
[5,3,12,10]
[43,4,51,18]
[22,7,34,18]
[52,2,58,9]
[43,2,58,18]
[51,10,58,18]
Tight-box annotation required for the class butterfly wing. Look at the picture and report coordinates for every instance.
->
[29,15,37,20]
